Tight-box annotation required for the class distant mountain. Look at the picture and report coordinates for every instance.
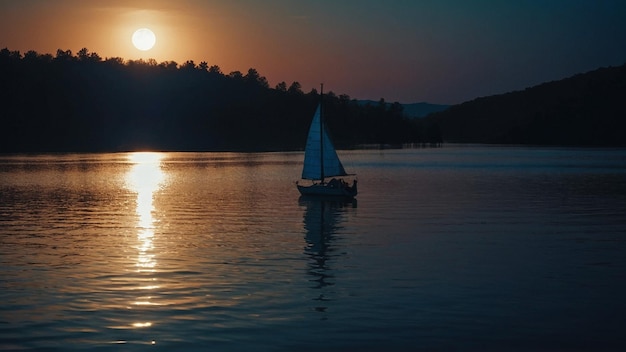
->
[429,64,626,146]
[357,100,449,118]
[401,102,449,118]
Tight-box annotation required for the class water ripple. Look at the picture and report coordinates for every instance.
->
[2,149,626,350]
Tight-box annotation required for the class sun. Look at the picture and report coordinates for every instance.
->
[132,28,156,51]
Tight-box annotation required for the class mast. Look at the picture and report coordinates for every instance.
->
[319,83,324,183]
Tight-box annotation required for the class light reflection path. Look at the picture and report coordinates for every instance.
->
[125,152,166,333]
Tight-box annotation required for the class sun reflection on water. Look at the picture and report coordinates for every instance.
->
[127,152,165,272]
[125,152,166,331]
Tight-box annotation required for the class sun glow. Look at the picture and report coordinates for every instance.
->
[129,152,162,164]
[132,28,156,51]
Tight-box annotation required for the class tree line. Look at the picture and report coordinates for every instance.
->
[0,47,442,152]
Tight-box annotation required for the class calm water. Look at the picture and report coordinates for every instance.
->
[1,146,626,351]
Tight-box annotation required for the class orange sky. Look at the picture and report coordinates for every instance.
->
[1,1,238,67]
[1,0,625,104]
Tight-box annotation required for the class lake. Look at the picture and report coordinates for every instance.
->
[1,146,625,351]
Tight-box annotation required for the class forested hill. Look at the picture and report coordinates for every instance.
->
[430,64,626,146]
[0,48,442,153]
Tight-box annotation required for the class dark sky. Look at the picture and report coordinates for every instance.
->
[1,0,625,104]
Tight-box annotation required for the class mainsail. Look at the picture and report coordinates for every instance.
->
[301,104,348,180]
[297,85,357,198]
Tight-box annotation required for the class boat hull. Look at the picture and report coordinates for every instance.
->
[297,182,357,198]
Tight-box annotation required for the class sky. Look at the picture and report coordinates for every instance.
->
[1,0,625,104]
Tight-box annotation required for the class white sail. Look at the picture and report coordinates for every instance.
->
[301,104,348,180]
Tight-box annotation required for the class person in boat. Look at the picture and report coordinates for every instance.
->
[325,178,356,191]
[328,178,340,188]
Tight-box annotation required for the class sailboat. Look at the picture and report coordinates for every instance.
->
[297,85,357,198]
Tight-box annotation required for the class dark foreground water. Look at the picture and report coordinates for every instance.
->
[1,146,626,351]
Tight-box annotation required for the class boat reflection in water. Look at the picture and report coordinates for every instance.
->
[125,152,166,332]
[300,196,357,316]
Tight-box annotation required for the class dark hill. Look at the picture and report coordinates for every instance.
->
[430,64,626,146]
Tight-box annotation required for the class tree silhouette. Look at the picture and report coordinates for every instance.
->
[275,81,287,92]
[0,47,440,152]
[208,65,222,74]
[288,81,303,94]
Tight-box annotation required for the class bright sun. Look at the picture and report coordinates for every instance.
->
[132,28,156,51]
